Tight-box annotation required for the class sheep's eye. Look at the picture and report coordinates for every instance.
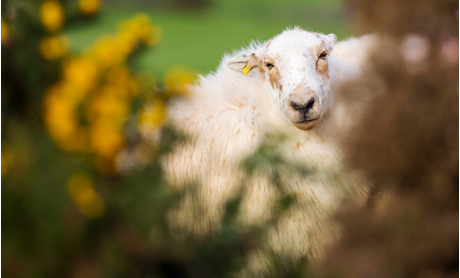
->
[319,53,328,60]
[266,63,274,69]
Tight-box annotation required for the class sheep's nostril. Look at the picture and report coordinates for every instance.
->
[290,98,315,114]
[306,98,315,109]
[290,102,303,111]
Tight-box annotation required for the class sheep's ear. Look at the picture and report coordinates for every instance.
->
[227,52,261,75]
[322,33,337,52]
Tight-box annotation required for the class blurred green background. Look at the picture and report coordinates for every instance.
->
[65,0,349,78]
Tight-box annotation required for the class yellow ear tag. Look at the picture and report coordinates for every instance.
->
[242,63,251,75]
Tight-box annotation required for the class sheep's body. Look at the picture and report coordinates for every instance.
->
[161,30,375,273]
[331,34,376,68]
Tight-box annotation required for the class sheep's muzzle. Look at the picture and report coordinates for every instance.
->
[286,89,321,130]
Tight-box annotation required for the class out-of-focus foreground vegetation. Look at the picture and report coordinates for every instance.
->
[2,0,458,277]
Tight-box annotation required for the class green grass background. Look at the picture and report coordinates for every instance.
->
[65,0,352,79]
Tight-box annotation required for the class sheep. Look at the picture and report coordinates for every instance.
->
[157,28,375,274]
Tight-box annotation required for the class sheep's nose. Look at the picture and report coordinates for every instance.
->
[290,97,315,114]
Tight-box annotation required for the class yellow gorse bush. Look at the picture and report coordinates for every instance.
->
[63,57,99,92]
[67,172,106,218]
[118,14,163,47]
[78,0,101,16]
[39,35,69,60]
[90,15,162,69]
[163,65,197,97]
[43,83,89,152]
[138,100,167,127]
[1,150,13,177]
[43,14,162,175]
[1,18,9,44]
[40,1,64,32]
[137,66,197,129]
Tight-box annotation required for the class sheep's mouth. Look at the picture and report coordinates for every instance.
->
[295,117,318,123]
[291,116,320,131]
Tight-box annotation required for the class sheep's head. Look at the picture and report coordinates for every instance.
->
[228,28,337,131]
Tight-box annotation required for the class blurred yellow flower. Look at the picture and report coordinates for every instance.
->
[105,66,131,94]
[92,36,128,68]
[1,150,13,176]
[131,15,154,43]
[88,90,129,124]
[118,14,162,47]
[133,14,150,25]
[1,18,9,44]
[67,173,106,218]
[40,1,64,32]
[138,100,167,127]
[63,57,99,92]
[103,67,139,96]
[115,31,136,54]
[44,87,77,134]
[43,84,88,152]
[163,65,197,97]
[78,0,100,15]
[90,123,125,159]
[39,35,69,60]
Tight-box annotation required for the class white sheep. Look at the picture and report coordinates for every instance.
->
[157,28,375,274]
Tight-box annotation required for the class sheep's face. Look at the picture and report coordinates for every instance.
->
[228,29,337,131]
